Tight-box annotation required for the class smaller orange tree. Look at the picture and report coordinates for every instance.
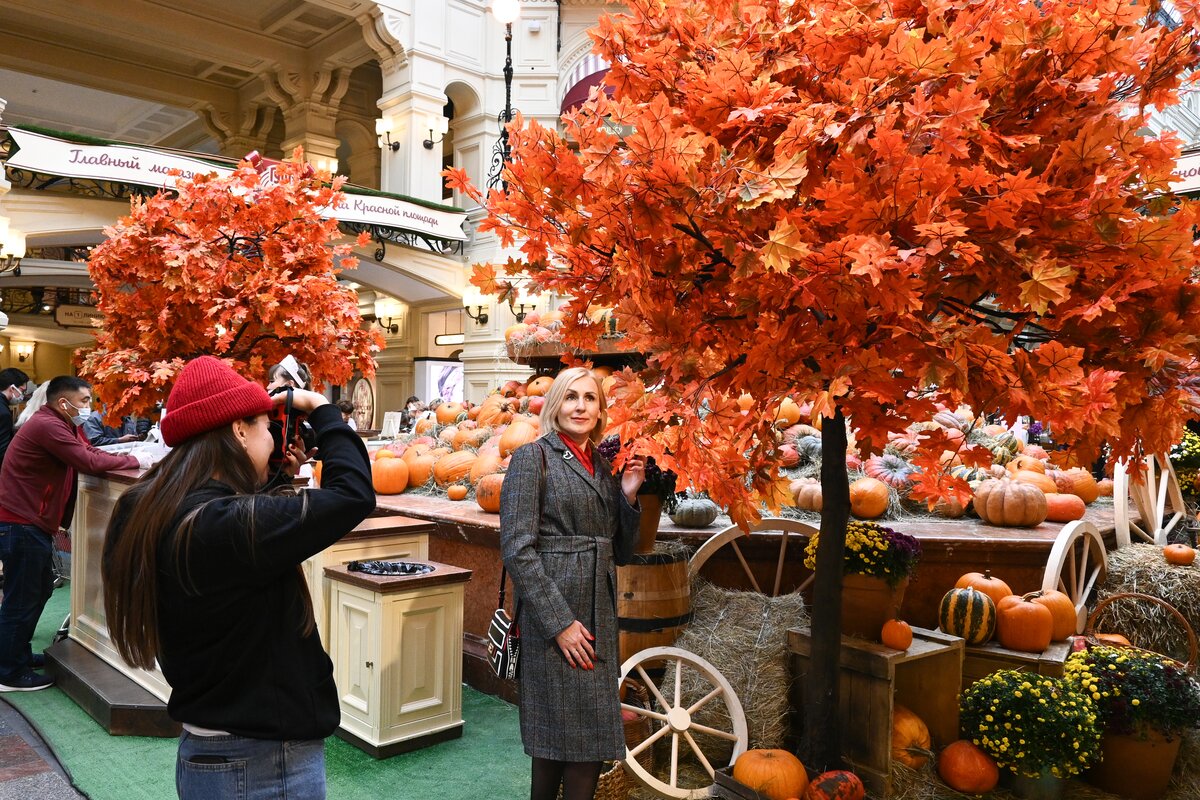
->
[80,152,383,416]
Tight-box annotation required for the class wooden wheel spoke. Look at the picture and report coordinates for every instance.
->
[674,657,682,707]
[689,721,740,742]
[686,686,724,715]
[729,538,762,593]
[772,531,789,597]
[628,720,672,758]
[670,732,680,787]
[683,730,717,778]
[622,703,668,722]
[637,664,671,710]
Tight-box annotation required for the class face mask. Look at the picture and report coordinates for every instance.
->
[63,401,90,427]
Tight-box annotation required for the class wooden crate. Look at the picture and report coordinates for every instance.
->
[712,766,772,800]
[787,625,963,799]
[961,640,1072,691]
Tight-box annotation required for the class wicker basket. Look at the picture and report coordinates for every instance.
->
[1083,592,1197,672]
[621,678,655,772]
[555,761,628,800]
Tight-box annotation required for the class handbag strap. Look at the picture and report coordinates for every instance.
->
[498,441,548,608]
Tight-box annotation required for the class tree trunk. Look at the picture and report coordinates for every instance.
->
[802,409,849,771]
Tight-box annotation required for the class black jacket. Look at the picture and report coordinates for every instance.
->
[146,405,373,740]
[0,397,15,471]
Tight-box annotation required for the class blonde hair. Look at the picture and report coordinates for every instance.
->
[538,367,608,445]
[15,380,50,429]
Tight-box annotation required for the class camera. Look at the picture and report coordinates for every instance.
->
[268,387,317,470]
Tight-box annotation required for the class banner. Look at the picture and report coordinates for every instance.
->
[4,128,468,241]
[1173,150,1200,196]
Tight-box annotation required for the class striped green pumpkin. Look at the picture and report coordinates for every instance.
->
[939,587,995,644]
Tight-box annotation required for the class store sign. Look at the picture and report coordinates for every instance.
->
[1173,150,1200,196]
[5,128,468,241]
[55,304,104,330]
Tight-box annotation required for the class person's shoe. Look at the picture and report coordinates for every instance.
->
[0,671,54,692]
[29,654,45,670]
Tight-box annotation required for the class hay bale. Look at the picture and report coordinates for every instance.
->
[660,579,809,765]
[1091,543,1200,664]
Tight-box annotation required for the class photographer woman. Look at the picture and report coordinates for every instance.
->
[499,367,644,800]
[102,356,375,799]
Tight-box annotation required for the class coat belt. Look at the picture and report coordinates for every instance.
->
[534,535,612,635]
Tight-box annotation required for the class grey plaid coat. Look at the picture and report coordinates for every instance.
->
[499,433,641,761]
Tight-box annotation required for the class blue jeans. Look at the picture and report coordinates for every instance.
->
[176,730,326,799]
[0,523,54,680]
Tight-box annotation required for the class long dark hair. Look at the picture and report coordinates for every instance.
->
[102,418,314,670]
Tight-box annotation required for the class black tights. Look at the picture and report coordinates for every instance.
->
[530,757,603,800]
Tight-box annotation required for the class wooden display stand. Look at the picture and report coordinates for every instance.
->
[325,560,472,758]
[787,625,963,798]
[301,514,433,645]
[961,640,1072,691]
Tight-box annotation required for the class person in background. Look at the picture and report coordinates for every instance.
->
[0,367,30,471]
[336,400,357,431]
[499,367,645,800]
[266,359,311,393]
[14,381,49,430]
[83,405,151,447]
[0,376,153,692]
[401,395,423,433]
[102,356,374,799]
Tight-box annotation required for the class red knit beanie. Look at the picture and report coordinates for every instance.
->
[161,356,274,447]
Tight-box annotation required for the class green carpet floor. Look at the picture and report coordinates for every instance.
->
[6,584,529,799]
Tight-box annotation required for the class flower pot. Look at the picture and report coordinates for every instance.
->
[1084,727,1182,800]
[1002,768,1065,800]
[840,573,907,640]
[634,494,663,555]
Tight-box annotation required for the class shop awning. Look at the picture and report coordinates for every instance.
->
[560,54,612,116]
[2,127,468,242]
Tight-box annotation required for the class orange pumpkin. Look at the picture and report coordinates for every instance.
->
[373,448,396,461]
[1164,544,1196,566]
[1095,632,1131,647]
[402,443,433,464]
[774,397,803,429]
[433,451,477,486]
[1007,454,1046,474]
[526,375,554,396]
[881,619,913,651]
[435,402,465,425]
[790,478,823,512]
[937,740,999,794]
[891,705,931,769]
[995,593,1054,653]
[499,419,539,457]
[372,457,409,495]
[469,452,505,483]
[1012,469,1058,495]
[1028,589,1077,640]
[849,477,889,519]
[447,484,469,501]
[476,473,504,513]
[1044,492,1085,522]
[1064,468,1100,504]
[503,323,530,342]
[406,454,437,488]
[414,416,436,435]
[1096,478,1114,497]
[973,479,1048,527]
[802,771,865,800]
[954,570,1013,610]
[732,749,809,800]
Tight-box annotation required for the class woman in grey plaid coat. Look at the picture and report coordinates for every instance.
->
[500,367,644,800]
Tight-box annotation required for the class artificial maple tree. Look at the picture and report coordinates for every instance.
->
[80,151,383,417]
[452,0,1200,768]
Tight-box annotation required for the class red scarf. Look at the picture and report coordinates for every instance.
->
[558,433,594,475]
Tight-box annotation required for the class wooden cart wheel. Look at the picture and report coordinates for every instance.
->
[688,518,818,596]
[1041,520,1108,634]
[619,646,749,799]
[1113,454,1186,548]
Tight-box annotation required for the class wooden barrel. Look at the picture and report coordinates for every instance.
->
[617,550,692,664]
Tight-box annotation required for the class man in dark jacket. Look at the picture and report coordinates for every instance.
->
[0,367,30,470]
[81,407,149,447]
[0,376,151,691]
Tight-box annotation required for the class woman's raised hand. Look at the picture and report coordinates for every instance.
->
[621,455,646,505]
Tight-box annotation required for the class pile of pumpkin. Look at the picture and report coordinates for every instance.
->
[782,404,1116,527]
[317,376,562,511]
[937,569,1077,653]
[501,309,566,351]
[729,748,865,800]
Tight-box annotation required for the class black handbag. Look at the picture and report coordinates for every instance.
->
[487,443,546,680]
[487,567,520,680]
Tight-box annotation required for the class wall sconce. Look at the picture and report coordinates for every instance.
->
[423,114,450,150]
[373,297,402,334]
[0,219,24,277]
[375,116,401,153]
[462,286,489,326]
[12,341,34,363]
[510,287,538,323]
